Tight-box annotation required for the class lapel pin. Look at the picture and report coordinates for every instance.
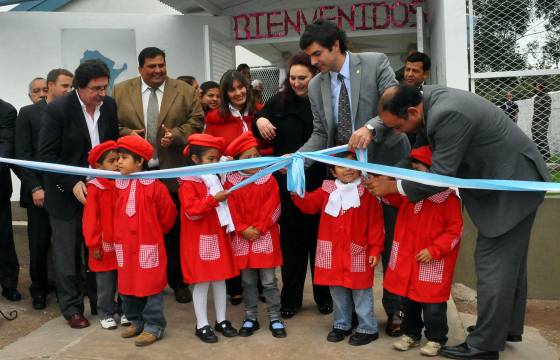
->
[357,69,360,74]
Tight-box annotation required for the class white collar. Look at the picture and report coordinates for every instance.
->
[141,77,166,93]
[76,90,103,112]
[228,103,248,117]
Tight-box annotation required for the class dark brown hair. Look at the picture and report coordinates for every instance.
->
[280,52,318,104]
[218,70,255,118]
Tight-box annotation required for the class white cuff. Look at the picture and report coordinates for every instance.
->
[396,180,407,196]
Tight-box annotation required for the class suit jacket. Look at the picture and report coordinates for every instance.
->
[112,77,204,191]
[300,52,409,166]
[15,99,46,206]
[38,91,119,220]
[0,99,16,200]
[401,85,549,238]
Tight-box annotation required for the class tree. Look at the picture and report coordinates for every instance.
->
[473,0,532,72]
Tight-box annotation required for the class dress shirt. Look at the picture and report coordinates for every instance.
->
[329,52,353,127]
[76,90,102,148]
[141,78,166,168]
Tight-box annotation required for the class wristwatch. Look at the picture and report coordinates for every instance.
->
[365,123,375,134]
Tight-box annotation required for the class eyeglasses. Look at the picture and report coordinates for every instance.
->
[87,85,108,93]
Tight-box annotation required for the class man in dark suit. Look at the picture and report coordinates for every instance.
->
[0,98,20,302]
[112,47,204,304]
[368,85,549,359]
[299,19,410,340]
[39,60,119,329]
[16,68,73,310]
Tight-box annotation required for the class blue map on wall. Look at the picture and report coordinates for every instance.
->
[80,50,127,88]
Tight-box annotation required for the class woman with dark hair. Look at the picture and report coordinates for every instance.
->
[204,70,271,305]
[252,52,333,319]
[205,70,271,154]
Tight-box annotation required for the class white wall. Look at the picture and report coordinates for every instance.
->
[0,12,231,200]
[427,0,469,89]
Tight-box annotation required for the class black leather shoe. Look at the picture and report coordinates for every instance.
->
[318,303,333,314]
[2,288,22,302]
[348,332,379,346]
[215,320,238,337]
[195,325,218,343]
[385,311,403,337]
[230,294,243,306]
[32,294,46,310]
[467,325,522,342]
[239,319,260,337]
[505,335,522,342]
[326,328,352,342]
[269,320,287,338]
[280,307,297,319]
[440,342,499,359]
[174,287,192,303]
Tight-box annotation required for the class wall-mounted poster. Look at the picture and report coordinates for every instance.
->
[61,28,137,89]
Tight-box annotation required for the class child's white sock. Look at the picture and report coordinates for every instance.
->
[212,280,227,323]
[193,282,210,329]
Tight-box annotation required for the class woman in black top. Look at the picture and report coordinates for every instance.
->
[252,52,332,318]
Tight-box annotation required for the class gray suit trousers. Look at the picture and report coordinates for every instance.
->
[50,213,85,318]
[467,211,536,351]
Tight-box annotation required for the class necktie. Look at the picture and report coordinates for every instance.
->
[336,73,352,145]
[146,87,159,159]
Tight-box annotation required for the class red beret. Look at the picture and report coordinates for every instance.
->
[224,132,259,157]
[117,135,154,161]
[88,140,117,167]
[410,145,432,166]
[184,133,226,156]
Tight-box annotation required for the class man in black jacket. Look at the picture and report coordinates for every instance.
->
[39,60,118,329]
[16,68,73,309]
[0,98,20,302]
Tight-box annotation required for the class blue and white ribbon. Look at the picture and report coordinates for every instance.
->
[1,145,559,193]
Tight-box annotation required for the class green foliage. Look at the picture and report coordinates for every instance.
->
[473,0,532,72]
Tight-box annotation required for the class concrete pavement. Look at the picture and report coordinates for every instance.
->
[0,269,557,360]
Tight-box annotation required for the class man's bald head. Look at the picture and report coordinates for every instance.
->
[378,84,424,133]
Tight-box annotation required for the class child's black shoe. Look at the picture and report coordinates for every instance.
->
[215,320,238,337]
[269,320,287,338]
[238,318,260,337]
[348,332,379,346]
[195,325,218,343]
[326,328,352,342]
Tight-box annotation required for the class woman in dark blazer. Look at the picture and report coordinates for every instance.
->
[252,52,332,318]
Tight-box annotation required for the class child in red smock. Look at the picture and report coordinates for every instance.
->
[113,136,177,347]
[179,133,239,343]
[82,140,119,330]
[292,151,385,346]
[382,146,463,357]
[222,132,285,338]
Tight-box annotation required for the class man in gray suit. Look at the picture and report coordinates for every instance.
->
[298,19,410,341]
[368,84,549,359]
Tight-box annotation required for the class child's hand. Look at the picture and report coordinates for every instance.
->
[213,190,230,202]
[369,255,378,268]
[241,226,260,241]
[415,248,433,263]
[92,248,103,260]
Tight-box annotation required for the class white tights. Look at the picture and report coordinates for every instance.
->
[192,280,227,329]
